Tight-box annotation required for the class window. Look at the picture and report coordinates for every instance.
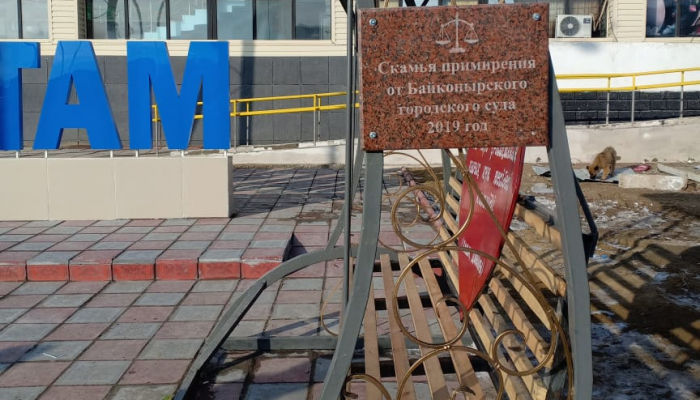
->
[86,0,331,39]
[647,0,700,37]
[0,0,48,39]
[128,0,166,39]
[478,0,607,38]
[217,0,331,40]
[398,0,448,5]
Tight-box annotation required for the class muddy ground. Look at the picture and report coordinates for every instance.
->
[517,164,699,399]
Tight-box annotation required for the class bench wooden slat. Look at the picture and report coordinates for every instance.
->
[446,193,461,217]
[379,254,416,400]
[417,259,485,400]
[469,307,533,400]
[363,281,382,400]
[400,254,450,398]
[435,226,460,290]
[443,206,460,234]
[505,232,567,297]
[438,250,460,293]
[514,204,562,250]
[449,176,463,194]
[369,153,573,399]
[491,268,551,332]
[488,277,550,364]
[478,294,548,399]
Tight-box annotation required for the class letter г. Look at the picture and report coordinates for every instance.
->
[0,42,39,150]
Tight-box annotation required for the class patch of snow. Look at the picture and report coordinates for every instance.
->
[591,253,614,264]
[602,241,632,251]
[652,272,670,282]
[530,182,553,194]
[591,309,616,317]
[666,292,700,312]
[509,219,530,231]
[533,196,556,208]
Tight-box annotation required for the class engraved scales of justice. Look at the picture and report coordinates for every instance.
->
[435,13,479,53]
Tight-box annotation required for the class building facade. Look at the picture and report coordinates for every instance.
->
[1,0,698,148]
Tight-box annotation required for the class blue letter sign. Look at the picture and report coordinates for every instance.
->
[34,42,121,149]
[0,42,40,150]
[127,41,230,150]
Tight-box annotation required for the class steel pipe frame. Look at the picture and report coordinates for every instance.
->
[176,2,593,399]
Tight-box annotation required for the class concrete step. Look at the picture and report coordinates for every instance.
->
[0,221,295,282]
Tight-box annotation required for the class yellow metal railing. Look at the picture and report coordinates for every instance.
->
[556,66,700,123]
[152,67,700,143]
[151,91,354,146]
[152,92,351,121]
[556,67,700,92]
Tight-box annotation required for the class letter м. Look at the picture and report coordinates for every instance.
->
[127,41,230,150]
[0,42,40,150]
[34,41,121,150]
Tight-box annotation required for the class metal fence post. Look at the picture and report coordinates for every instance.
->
[680,71,685,119]
[605,77,611,124]
[233,100,237,148]
[154,106,160,156]
[246,102,251,146]
[630,75,636,122]
[313,95,318,146]
[317,97,322,145]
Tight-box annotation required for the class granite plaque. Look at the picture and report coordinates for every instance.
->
[358,4,550,151]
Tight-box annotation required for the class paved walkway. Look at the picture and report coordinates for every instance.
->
[0,168,345,282]
[0,273,353,400]
[0,167,365,399]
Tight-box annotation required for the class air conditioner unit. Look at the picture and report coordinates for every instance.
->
[556,15,593,38]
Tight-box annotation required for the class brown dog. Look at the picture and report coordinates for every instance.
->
[587,147,617,180]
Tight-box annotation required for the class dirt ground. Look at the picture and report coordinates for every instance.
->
[518,164,699,399]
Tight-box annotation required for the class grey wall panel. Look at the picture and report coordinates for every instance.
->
[94,55,106,85]
[249,116,274,145]
[272,84,302,107]
[22,112,40,146]
[106,84,129,113]
[21,56,50,84]
[230,57,274,85]
[103,56,128,84]
[22,84,47,113]
[301,57,330,85]
[110,110,130,146]
[271,85,302,143]
[62,128,79,144]
[274,114,301,143]
[329,57,346,85]
[190,118,204,146]
[170,57,188,84]
[302,84,330,98]
[327,110,345,140]
[245,84,273,98]
[273,58,301,85]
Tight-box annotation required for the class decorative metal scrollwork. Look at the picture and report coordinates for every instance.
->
[339,148,574,399]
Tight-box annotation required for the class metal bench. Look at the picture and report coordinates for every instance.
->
[175,2,594,399]
[338,148,594,399]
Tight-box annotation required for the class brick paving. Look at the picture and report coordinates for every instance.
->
[0,267,376,399]
[0,167,414,399]
[0,278,251,397]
